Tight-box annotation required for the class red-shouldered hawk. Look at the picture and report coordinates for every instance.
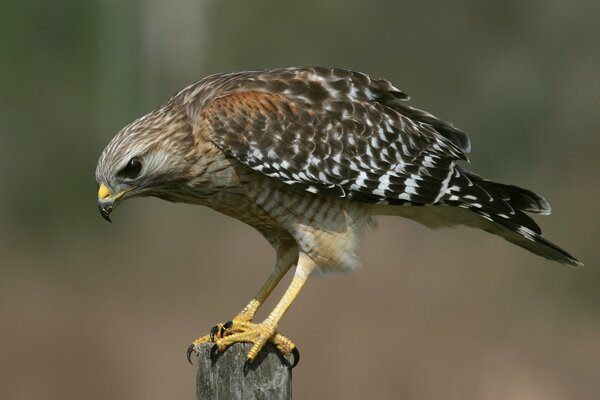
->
[96,67,582,368]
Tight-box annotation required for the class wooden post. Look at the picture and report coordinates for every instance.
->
[195,343,293,400]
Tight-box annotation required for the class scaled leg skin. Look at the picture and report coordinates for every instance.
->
[187,243,299,363]
[211,252,316,367]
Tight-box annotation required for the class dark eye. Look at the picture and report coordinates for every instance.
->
[118,158,142,179]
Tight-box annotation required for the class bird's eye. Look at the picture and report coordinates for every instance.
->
[118,158,142,179]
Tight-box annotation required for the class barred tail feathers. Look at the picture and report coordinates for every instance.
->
[442,170,582,267]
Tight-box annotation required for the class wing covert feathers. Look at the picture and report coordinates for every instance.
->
[188,67,580,267]
[200,67,468,206]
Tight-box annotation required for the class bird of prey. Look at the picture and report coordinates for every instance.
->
[96,67,582,367]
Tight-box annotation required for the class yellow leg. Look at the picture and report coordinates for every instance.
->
[214,252,316,363]
[233,244,298,322]
[188,243,298,363]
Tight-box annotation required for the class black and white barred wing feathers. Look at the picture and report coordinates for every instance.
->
[193,67,580,267]
[199,67,469,206]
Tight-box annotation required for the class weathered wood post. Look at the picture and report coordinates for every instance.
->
[195,343,294,400]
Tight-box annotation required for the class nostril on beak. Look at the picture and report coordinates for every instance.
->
[98,183,112,200]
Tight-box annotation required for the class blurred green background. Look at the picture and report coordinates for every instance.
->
[1,1,598,399]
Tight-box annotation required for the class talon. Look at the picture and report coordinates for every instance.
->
[243,358,252,375]
[209,325,219,341]
[190,321,296,367]
[290,347,300,368]
[210,344,220,363]
[220,320,233,337]
[186,344,196,365]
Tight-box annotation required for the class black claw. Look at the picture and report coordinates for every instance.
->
[209,325,219,341]
[209,344,220,363]
[186,344,195,365]
[243,358,252,375]
[220,320,233,336]
[290,347,300,369]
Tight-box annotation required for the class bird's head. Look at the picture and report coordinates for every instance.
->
[95,104,197,222]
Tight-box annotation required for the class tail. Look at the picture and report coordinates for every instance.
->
[441,168,583,267]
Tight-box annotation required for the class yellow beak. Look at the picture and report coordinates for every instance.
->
[98,183,112,200]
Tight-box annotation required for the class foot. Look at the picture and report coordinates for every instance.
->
[187,320,299,368]
[188,311,253,348]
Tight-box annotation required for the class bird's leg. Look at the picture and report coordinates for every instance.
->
[187,244,297,362]
[229,245,298,325]
[212,252,316,365]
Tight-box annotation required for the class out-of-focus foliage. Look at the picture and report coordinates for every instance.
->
[0,1,598,399]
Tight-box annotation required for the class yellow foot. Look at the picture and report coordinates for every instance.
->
[186,320,299,369]
[187,314,253,349]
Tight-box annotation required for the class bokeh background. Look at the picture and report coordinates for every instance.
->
[1,1,599,399]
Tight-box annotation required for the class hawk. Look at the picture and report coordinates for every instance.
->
[96,67,582,367]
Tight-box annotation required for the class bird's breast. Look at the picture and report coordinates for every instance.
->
[197,168,372,272]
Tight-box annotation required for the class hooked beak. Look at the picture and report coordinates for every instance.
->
[97,183,128,223]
